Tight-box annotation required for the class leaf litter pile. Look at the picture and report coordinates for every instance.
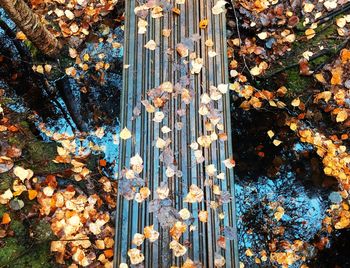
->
[1,0,350,267]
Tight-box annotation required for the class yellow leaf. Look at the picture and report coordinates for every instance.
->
[132,233,144,246]
[83,54,90,61]
[169,240,187,257]
[315,73,326,83]
[303,3,315,13]
[36,65,44,74]
[162,29,171,37]
[331,67,342,85]
[144,225,159,242]
[198,210,208,222]
[305,28,315,39]
[245,248,254,257]
[291,98,300,107]
[120,127,132,140]
[257,32,268,40]
[65,66,77,77]
[341,49,350,63]
[179,208,191,220]
[274,206,285,221]
[16,31,27,40]
[199,19,208,29]
[290,123,297,131]
[128,248,144,265]
[13,166,33,181]
[336,110,348,122]
[335,217,350,229]
[273,139,282,146]
[267,130,274,138]
[336,17,346,28]
[250,66,261,76]
[44,64,52,73]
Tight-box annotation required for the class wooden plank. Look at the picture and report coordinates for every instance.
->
[114,1,239,267]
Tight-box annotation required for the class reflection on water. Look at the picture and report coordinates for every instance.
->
[231,105,333,267]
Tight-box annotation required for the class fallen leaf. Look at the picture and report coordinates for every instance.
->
[336,110,348,122]
[1,213,11,224]
[128,248,144,265]
[28,189,38,200]
[120,128,132,140]
[274,206,285,221]
[169,240,187,257]
[273,139,282,146]
[199,19,208,29]
[145,40,157,50]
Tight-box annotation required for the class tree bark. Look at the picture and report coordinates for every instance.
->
[0,0,61,57]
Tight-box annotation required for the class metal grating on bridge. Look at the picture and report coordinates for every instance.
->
[114,1,238,267]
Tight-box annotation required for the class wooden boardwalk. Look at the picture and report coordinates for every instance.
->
[114,1,238,267]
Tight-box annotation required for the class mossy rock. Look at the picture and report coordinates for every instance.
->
[2,113,69,175]
[0,206,54,267]
[262,22,345,97]
[284,68,313,96]
[0,113,65,267]
[21,140,68,175]
[31,219,55,242]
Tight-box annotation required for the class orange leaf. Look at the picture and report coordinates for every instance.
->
[99,159,107,167]
[341,49,350,63]
[28,189,38,200]
[331,67,342,85]
[217,236,226,249]
[1,213,11,224]
[172,7,181,15]
[299,58,311,76]
[8,125,19,132]
[104,249,114,258]
[199,19,208,29]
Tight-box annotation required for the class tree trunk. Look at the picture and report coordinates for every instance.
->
[0,0,61,57]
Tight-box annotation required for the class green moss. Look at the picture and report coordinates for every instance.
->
[0,97,15,106]
[0,236,24,266]
[19,121,29,128]
[0,209,26,266]
[0,173,12,192]
[9,242,53,268]
[295,21,306,31]
[7,136,67,175]
[31,220,55,242]
[22,141,67,175]
[8,136,26,148]
[23,40,39,59]
[0,206,54,267]
[0,100,69,268]
[284,68,313,95]
[0,223,53,267]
